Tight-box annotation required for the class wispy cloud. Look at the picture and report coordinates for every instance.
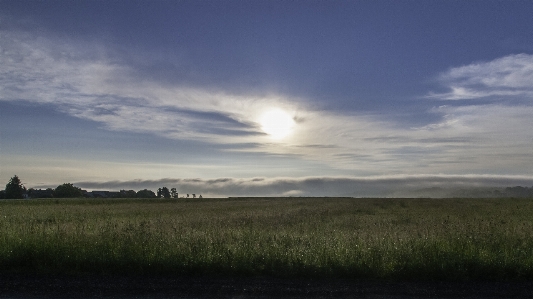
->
[428,54,533,100]
[0,29,269,142]
[2,28,533,176]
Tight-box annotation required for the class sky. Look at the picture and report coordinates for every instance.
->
[1,0,533,197]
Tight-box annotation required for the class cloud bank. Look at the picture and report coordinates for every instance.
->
[60,175,533,198]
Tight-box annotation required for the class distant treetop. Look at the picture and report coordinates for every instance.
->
[54,183,83,198]
[5,175,26,199]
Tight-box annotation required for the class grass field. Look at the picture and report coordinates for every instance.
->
[1,197,532,280]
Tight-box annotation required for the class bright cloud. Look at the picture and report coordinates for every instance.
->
[428,54,533,100]
[2,28,533,178]
[0,29,317,144]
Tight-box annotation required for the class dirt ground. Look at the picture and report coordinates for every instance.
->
[2,273,533,298]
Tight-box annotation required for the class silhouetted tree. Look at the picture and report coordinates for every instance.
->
[505,186,533,198]
[27,188,54,199]
[54,183,83,198]
[158,187,171,198]
[137,189,156,198]
[120,189,137,198]
[171,188,178,198]
[5,175,26,199]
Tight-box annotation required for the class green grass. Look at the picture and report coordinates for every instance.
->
[1,197,533,280]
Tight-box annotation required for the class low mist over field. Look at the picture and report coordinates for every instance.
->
[28,175,533,198]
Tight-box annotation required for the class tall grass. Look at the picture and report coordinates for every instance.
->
[1,197,533,280]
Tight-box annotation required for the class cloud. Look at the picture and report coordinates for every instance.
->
[0,29,300,142]
[2,27,533,176]
[56,175,533,198]
[0,28,402,169]
[428,54,533,100]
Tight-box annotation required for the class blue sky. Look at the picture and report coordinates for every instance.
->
[1,1,533,197]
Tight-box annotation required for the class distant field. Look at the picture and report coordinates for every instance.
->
[1,197,532,280]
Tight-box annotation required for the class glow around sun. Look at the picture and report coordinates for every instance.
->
[259,108,295,139]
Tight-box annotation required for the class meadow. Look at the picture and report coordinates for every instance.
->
[1,197,533,281]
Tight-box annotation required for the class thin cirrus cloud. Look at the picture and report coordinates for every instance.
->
[0,29,396,164]
[417,53,533,175]
[1,27,533,179]
[428,54,533,100]
[0,30,265,142]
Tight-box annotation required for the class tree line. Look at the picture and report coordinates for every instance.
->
[2,175,533,199]
[0,175,184,199]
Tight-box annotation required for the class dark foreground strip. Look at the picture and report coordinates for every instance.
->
[1,273,532,298]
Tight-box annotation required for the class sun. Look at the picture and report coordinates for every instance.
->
[260,108,295,139]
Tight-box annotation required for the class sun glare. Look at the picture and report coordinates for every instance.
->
[260,108,295,139]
